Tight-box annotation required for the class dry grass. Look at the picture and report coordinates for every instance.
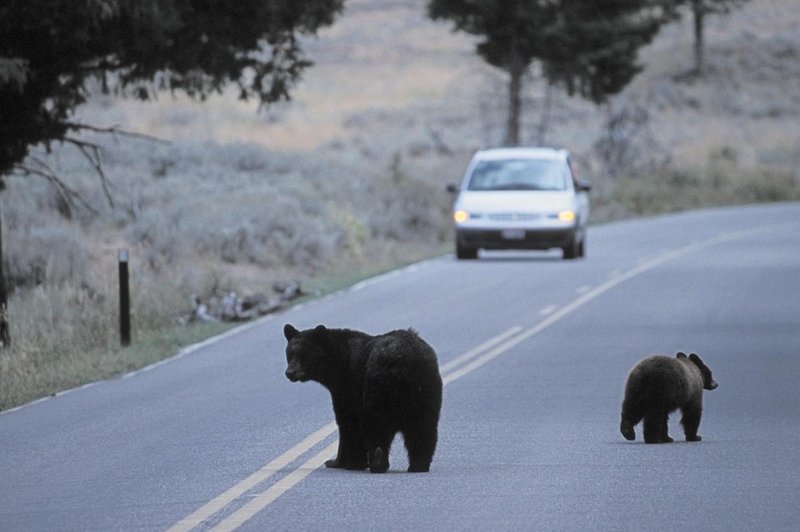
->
[0,269,237,409]
[2,0,799,410]
[596,167,800,221]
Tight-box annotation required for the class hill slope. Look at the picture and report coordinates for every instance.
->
[2,0,799,409]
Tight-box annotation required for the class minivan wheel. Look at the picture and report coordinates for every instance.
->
[456,242,478,260]
[562,234,579,260]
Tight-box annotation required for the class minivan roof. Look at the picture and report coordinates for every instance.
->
[473,147,569,161]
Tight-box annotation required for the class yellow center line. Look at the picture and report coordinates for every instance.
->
[210,440,340,532]
[439,325,524,374]
[166,422,337,532]
[169,227,771,531]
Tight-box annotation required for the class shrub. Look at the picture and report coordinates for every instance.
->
[604,164,800,219]
[3,226,94,292]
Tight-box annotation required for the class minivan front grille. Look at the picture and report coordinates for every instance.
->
[487,213,542,222]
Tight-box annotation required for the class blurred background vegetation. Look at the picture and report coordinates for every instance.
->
[1,0,799,409]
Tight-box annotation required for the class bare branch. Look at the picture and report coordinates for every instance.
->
[64,122,170,145]
[59,123,170,209]
[11,123,170,213]
[63,137,115,208]
[11,155,99,216]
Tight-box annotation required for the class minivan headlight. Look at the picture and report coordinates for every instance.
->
[558,210,575,222]
[454,210,470,223]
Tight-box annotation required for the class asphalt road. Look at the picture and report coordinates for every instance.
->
[2,203,799,531]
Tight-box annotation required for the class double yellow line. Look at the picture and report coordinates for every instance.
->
[167,327,526,532]
[168,227,766,531]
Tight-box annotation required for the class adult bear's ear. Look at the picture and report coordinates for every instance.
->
[314,324,328,336]
[676,352,688,359]
[689,353,703,364]
[284,324,299,341]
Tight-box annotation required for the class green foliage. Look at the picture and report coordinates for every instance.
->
[429,0,552,71]
[428,0,670,143]
[544,1,668,103]
[599,162,800,220]
[658,0,751,72]
[668,0,750,16]
[428,1,669,99]
[0,0,344,176]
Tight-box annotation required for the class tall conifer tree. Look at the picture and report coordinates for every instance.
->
[429,0,669,145]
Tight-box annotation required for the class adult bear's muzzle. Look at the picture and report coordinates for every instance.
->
[285,365,307,382]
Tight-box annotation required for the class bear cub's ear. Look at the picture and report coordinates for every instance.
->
[676,352,688,359]
[284,324,299,341]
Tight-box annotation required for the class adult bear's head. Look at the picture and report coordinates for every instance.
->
[283,323,331,383]
[678,352,718,391]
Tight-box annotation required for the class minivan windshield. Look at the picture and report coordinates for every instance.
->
[467,159,566,191]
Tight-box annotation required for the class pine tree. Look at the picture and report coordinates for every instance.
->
[429,0,669,145]
[686,0,750,74]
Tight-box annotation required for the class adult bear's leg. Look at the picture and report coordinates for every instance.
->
[403,391,441,472]
[404,424,437,472]
[363,378,396,474]
[327,402,367,469]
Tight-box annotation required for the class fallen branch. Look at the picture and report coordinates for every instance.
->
[182,280,316,324]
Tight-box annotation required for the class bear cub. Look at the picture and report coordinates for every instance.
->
[620,352,718,443]
[283,324,443,473]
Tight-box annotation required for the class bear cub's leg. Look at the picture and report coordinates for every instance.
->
[643,412,672,443]
[658,414,673,443]
[620,417,636,441]
[620,402,642,441]
[681,405,703,442]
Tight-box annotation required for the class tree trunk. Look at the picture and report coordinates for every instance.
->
[505,51,525,146]
[692,0,706,74]
[536,81,554,146]
[0,199,10,348]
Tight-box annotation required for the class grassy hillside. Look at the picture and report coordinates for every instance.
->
[2,0,798,410]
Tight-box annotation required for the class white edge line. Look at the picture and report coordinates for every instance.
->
[2,257,449,416]
[167,227,779,530]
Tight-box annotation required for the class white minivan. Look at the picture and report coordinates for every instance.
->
[448,147,590,260]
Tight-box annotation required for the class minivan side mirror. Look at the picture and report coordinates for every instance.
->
[576,180,591,192]
[446,183,460,194]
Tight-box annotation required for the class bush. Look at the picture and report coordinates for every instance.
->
[603,164,800,219]
[3,226,94,292]
[367,154,451,243]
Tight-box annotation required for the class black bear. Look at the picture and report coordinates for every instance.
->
[620,352,718,443]
[282,324,443,473]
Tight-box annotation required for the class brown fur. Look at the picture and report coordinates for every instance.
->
[620,352,718,443]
